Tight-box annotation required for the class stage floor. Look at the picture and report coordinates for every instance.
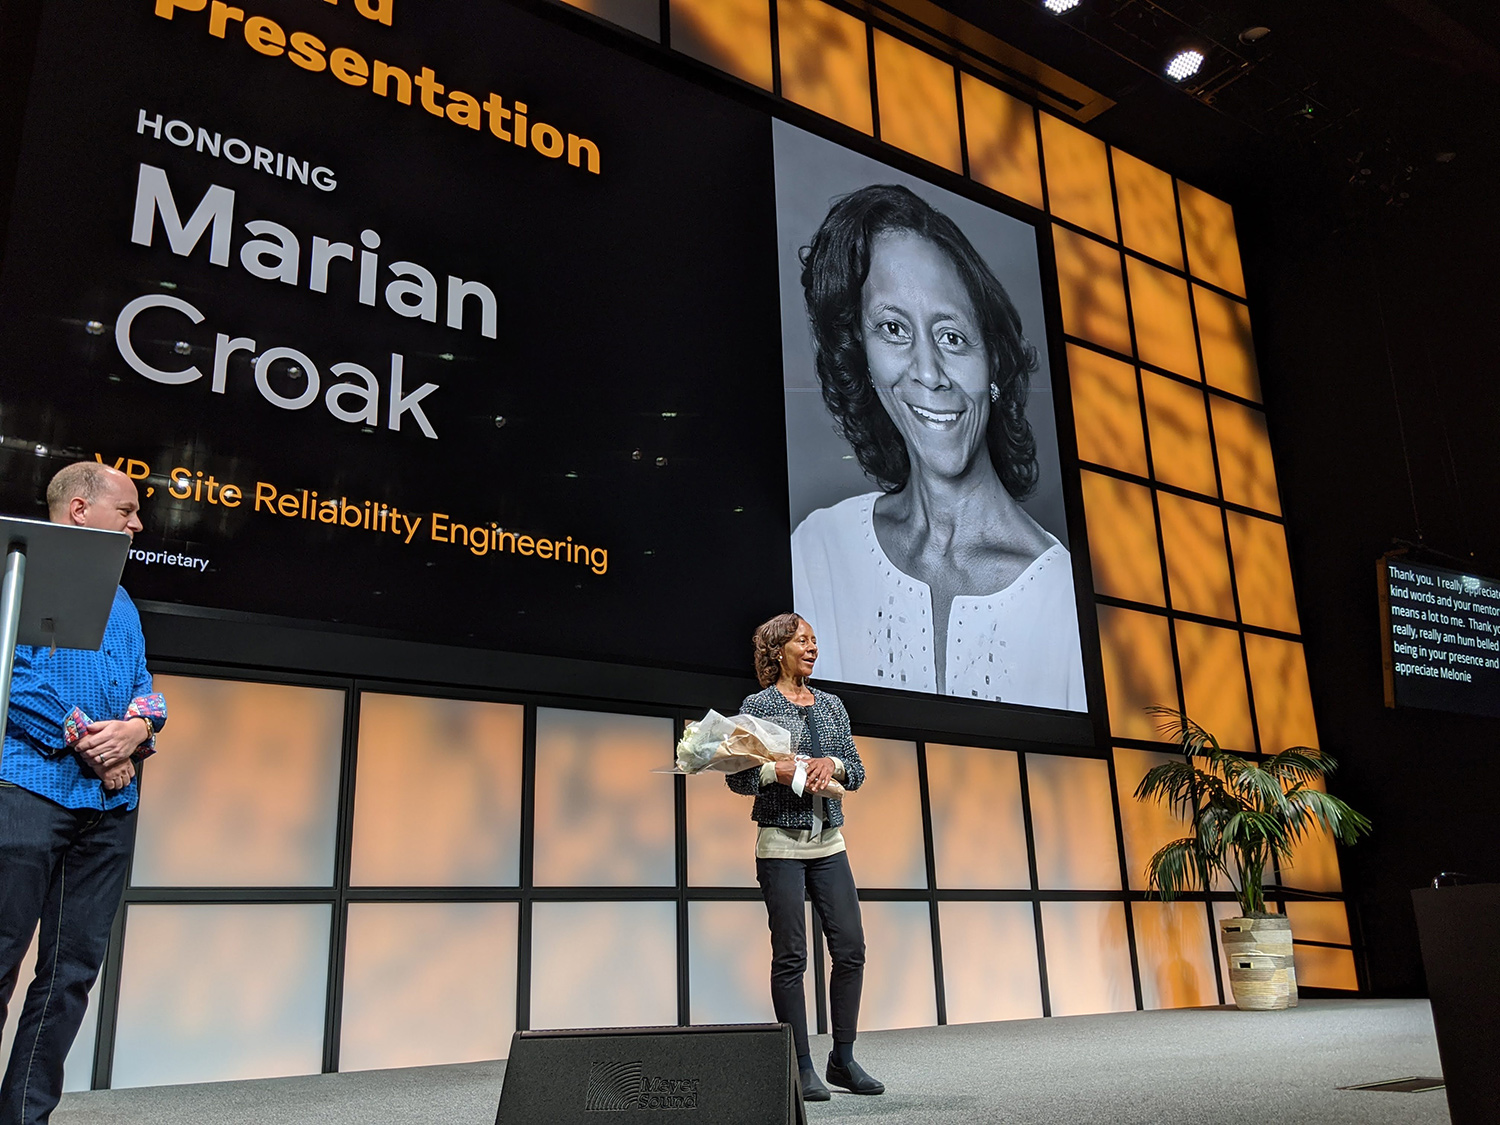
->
[53,999,1448,1125]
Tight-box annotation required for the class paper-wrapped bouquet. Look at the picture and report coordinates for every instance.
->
[664,710,848,798]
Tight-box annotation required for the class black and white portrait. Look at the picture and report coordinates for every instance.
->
[775,121,1087,711]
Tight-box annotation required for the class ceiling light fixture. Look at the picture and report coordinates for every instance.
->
[1165,48,1205,82]
[1043,0,1082,13]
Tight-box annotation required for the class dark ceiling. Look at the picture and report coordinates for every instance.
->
[929,0,1500,221]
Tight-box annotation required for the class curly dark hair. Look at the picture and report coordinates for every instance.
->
[799,183,1039,498]
[752,612,805,688]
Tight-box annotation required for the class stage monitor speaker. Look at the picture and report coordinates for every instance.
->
[494,1023,806,1125]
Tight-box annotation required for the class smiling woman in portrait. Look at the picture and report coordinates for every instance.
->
[791,184,1085,707]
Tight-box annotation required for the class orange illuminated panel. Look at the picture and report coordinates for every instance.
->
[686,773,758,888]
[841,901,937,1030]
[339,903,516,1071]
[961,73,1042,209]
[842,737,926,889]
[1174,620,1255,751]
[1178,181,1245,296]
[1112,150,1183,269]
[1113,746,1188,892]
[669,0,772,89]
[1068,344,1147,476]
[531,901,678,1029]
[1096,605,1179,740]
[1142,372,1218,497]
[532,709,676,887]
[1131,902,1218,1009]
[777,0,872,134]
[1227,513,1301,634]
[938,902,1043,1023]
[689,901,815,1026]
[1292,944,1358,991]
[1243,634,1320,751]
[556,0,660,39]
[112,904,330,1087]
[134,676,344,888]
[1283,901,1352,946]
[1039,113,1117,239]
[872,31,961,172]
[1278,785,1343,893]
[1156,491,1234,620]
[349,694,523,887]
[1127,257,1200,379]
[1053,226,1132,355]
[1039,901,1136,1016]
[925,743,1030,889]
[1079,471,1164,606]
[1195,286,1261,401]
[1026,753,1121,891]
[1211,396,1280,515]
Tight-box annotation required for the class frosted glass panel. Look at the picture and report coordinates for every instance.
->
[1039,113,1116,239]
[1113,746,1188,892]
[1127,257,1199,380]
[112,904,329,1087]
[962,74,1043,209]
[1278,804,1343,894]
[926,743,1030,890]
[841,901,936,1031]
[1283,901,1351,946]
[669,0,772,89]
[1112,149,1182,269]
[1196,286,1261,401]
[1174,620,1255,752]
[1131,902,1218,1009]
[1292,943,1358,990]
[1096,606,1179,740]
[1080,472,1165,607]
[938,901,1043,1023]
[686,772,758,887]
[687,900,814,1028]
[350,694,522,887]
[1040,901,1135,1016]
[1156,491,1234,620]
[556,0,660,39]
[533,709,676,887]
[1068,345,1148,477]
[134,676,344,887]
[777,0,872,134]
[1211,395,1279,514]
[0,929,99,1092]
[1054,226,1131,355]
[1142,372,1218,497]
[530,901,677,1029]
[1178,181,1245,296]
[1027,753,1121,891]
[1227,513,1301,634]
[340,902,517,1071]
[872,31,961,172]
[840,737,926,889]
[1244,635,1319,751]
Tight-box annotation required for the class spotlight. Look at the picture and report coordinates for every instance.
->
[1165,48,1205,81]
[1043,0,1081,12]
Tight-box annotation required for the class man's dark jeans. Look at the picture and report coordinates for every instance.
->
[756,850,866,1060]
[0,783,136,1125]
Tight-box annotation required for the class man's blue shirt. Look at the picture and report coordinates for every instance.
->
[2,586,161,811]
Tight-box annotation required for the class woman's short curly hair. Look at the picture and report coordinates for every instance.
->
[752,612,805,688]
[799,183,1040,499]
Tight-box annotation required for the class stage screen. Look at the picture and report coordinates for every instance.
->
[0,0,1087,702]
[1380,556,1500,718]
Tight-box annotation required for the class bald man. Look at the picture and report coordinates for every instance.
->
[0,462,167,1125]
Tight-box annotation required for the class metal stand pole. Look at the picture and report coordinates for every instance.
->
[0,543,27,770]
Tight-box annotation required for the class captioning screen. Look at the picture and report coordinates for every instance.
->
[1380,556,1500,718]
[0,0,1087,701]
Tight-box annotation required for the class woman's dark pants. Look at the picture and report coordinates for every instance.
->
[756,850,865,1060]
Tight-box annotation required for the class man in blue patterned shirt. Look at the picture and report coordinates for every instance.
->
[0,462,166,1125]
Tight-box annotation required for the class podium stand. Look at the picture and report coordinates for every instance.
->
[0,517,132,767]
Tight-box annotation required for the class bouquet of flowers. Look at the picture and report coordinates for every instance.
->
[662,709,848,798]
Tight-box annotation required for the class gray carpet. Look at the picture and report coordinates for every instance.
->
[53,999,1448,1125]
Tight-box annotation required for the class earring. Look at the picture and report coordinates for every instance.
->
[989,382,1000,403]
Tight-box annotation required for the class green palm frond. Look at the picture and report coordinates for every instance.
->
[1145,838,1216,901]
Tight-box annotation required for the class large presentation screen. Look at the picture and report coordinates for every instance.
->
[0,0,1088,704]
[1380,556,1500,718]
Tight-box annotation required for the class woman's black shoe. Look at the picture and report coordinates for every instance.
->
[799,1065,831,1101]
[825,1056,885,1095]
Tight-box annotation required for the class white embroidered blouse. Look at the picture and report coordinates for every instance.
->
[791,492,1087,710]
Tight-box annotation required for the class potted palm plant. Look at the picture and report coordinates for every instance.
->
[1133,707,1371,1010]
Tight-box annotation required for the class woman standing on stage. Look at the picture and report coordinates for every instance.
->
[726,612,885,1101]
